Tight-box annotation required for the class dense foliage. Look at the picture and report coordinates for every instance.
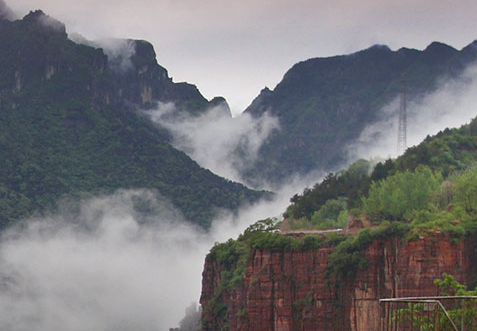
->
[363,166,442,221]
[286,159,371,221]
[287,117,477,228]
[0,11,265,228]
[279,117,477,280]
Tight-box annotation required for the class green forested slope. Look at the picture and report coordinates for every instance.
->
[0,10,265,228]
[286,116,477,229]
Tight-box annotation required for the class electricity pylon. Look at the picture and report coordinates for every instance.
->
[397,90,407,155]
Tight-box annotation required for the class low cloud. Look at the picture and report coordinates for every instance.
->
[347,63,477,161]
[172,302,201,331]
[37,12,65,32]
[145,102,280,187]
[0,0,16,20]
[0,190,203,331]
[97,38,136,72]
[0,180,315,331]
[69,34,136,73]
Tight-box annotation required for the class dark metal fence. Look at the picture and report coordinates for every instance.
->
[380,296,477,331]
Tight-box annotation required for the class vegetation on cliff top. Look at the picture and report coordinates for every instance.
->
[279,117,477,278]
[203,218,337,330]
[287,116,477,235]
[205,116,477,317]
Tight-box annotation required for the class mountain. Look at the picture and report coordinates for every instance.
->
[200,116,477,331]
[242,41,477,185]
[0,9,265,228]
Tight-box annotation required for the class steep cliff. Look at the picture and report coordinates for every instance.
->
[200,234,476,331]
[200,115,477,330]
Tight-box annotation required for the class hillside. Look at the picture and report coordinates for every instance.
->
[242,41,477,185]
[286,116,477,226]
[0,9,265,228]
[200,116,477,330]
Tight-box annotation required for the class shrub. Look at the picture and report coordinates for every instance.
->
[362,166,442,221]
[311,198,347,229]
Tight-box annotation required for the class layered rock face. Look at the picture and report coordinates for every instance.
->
[200,235,476,331]
[0,9,219,114]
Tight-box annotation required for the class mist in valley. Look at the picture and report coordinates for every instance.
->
[347,63,477,161]
[2,45,477,331]
[2,1,477,330]
[144,102,280,189]
[0,183,309,331]
[2,65,477,331]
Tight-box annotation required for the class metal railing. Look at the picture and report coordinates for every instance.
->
[380,296,477,331]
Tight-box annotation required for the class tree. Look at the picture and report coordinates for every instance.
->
[362,166,442,221]
[453,168,477,213]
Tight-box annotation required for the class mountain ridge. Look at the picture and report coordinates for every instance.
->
[242,39,477,186]
[0,8,264,228]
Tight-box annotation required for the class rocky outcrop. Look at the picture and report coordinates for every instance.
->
[0,10,218,114]
[200,234,476,331]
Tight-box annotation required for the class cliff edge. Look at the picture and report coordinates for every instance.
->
[200,233,476,331]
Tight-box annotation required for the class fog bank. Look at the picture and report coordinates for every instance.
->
[0,182,311,331]
[145,102,279,187]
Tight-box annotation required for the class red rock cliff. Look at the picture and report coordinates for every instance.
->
[200,235,476,331]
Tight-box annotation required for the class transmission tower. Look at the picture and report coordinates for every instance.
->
[397,90,407,155]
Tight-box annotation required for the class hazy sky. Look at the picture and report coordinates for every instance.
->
[7,0,477,114]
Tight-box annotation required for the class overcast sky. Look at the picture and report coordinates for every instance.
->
[7,0,477,115]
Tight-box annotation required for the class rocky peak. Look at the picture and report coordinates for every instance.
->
[244,87,273,117]
[22,10,67,38]
[209,97,232,117]
[259,86,272,96]
[423,41,458,57]
[459,40,477,62]
[365,44,392,53]
[132,40,157,63]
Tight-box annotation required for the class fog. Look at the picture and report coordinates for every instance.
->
[3,68,476,328]
[68,34,137,73]
[0,0,16,20]
[347,63,477,161]
[145,102,279,188]
[2,1,477,329]
[0,183,310,331]
[35,11,65,32]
